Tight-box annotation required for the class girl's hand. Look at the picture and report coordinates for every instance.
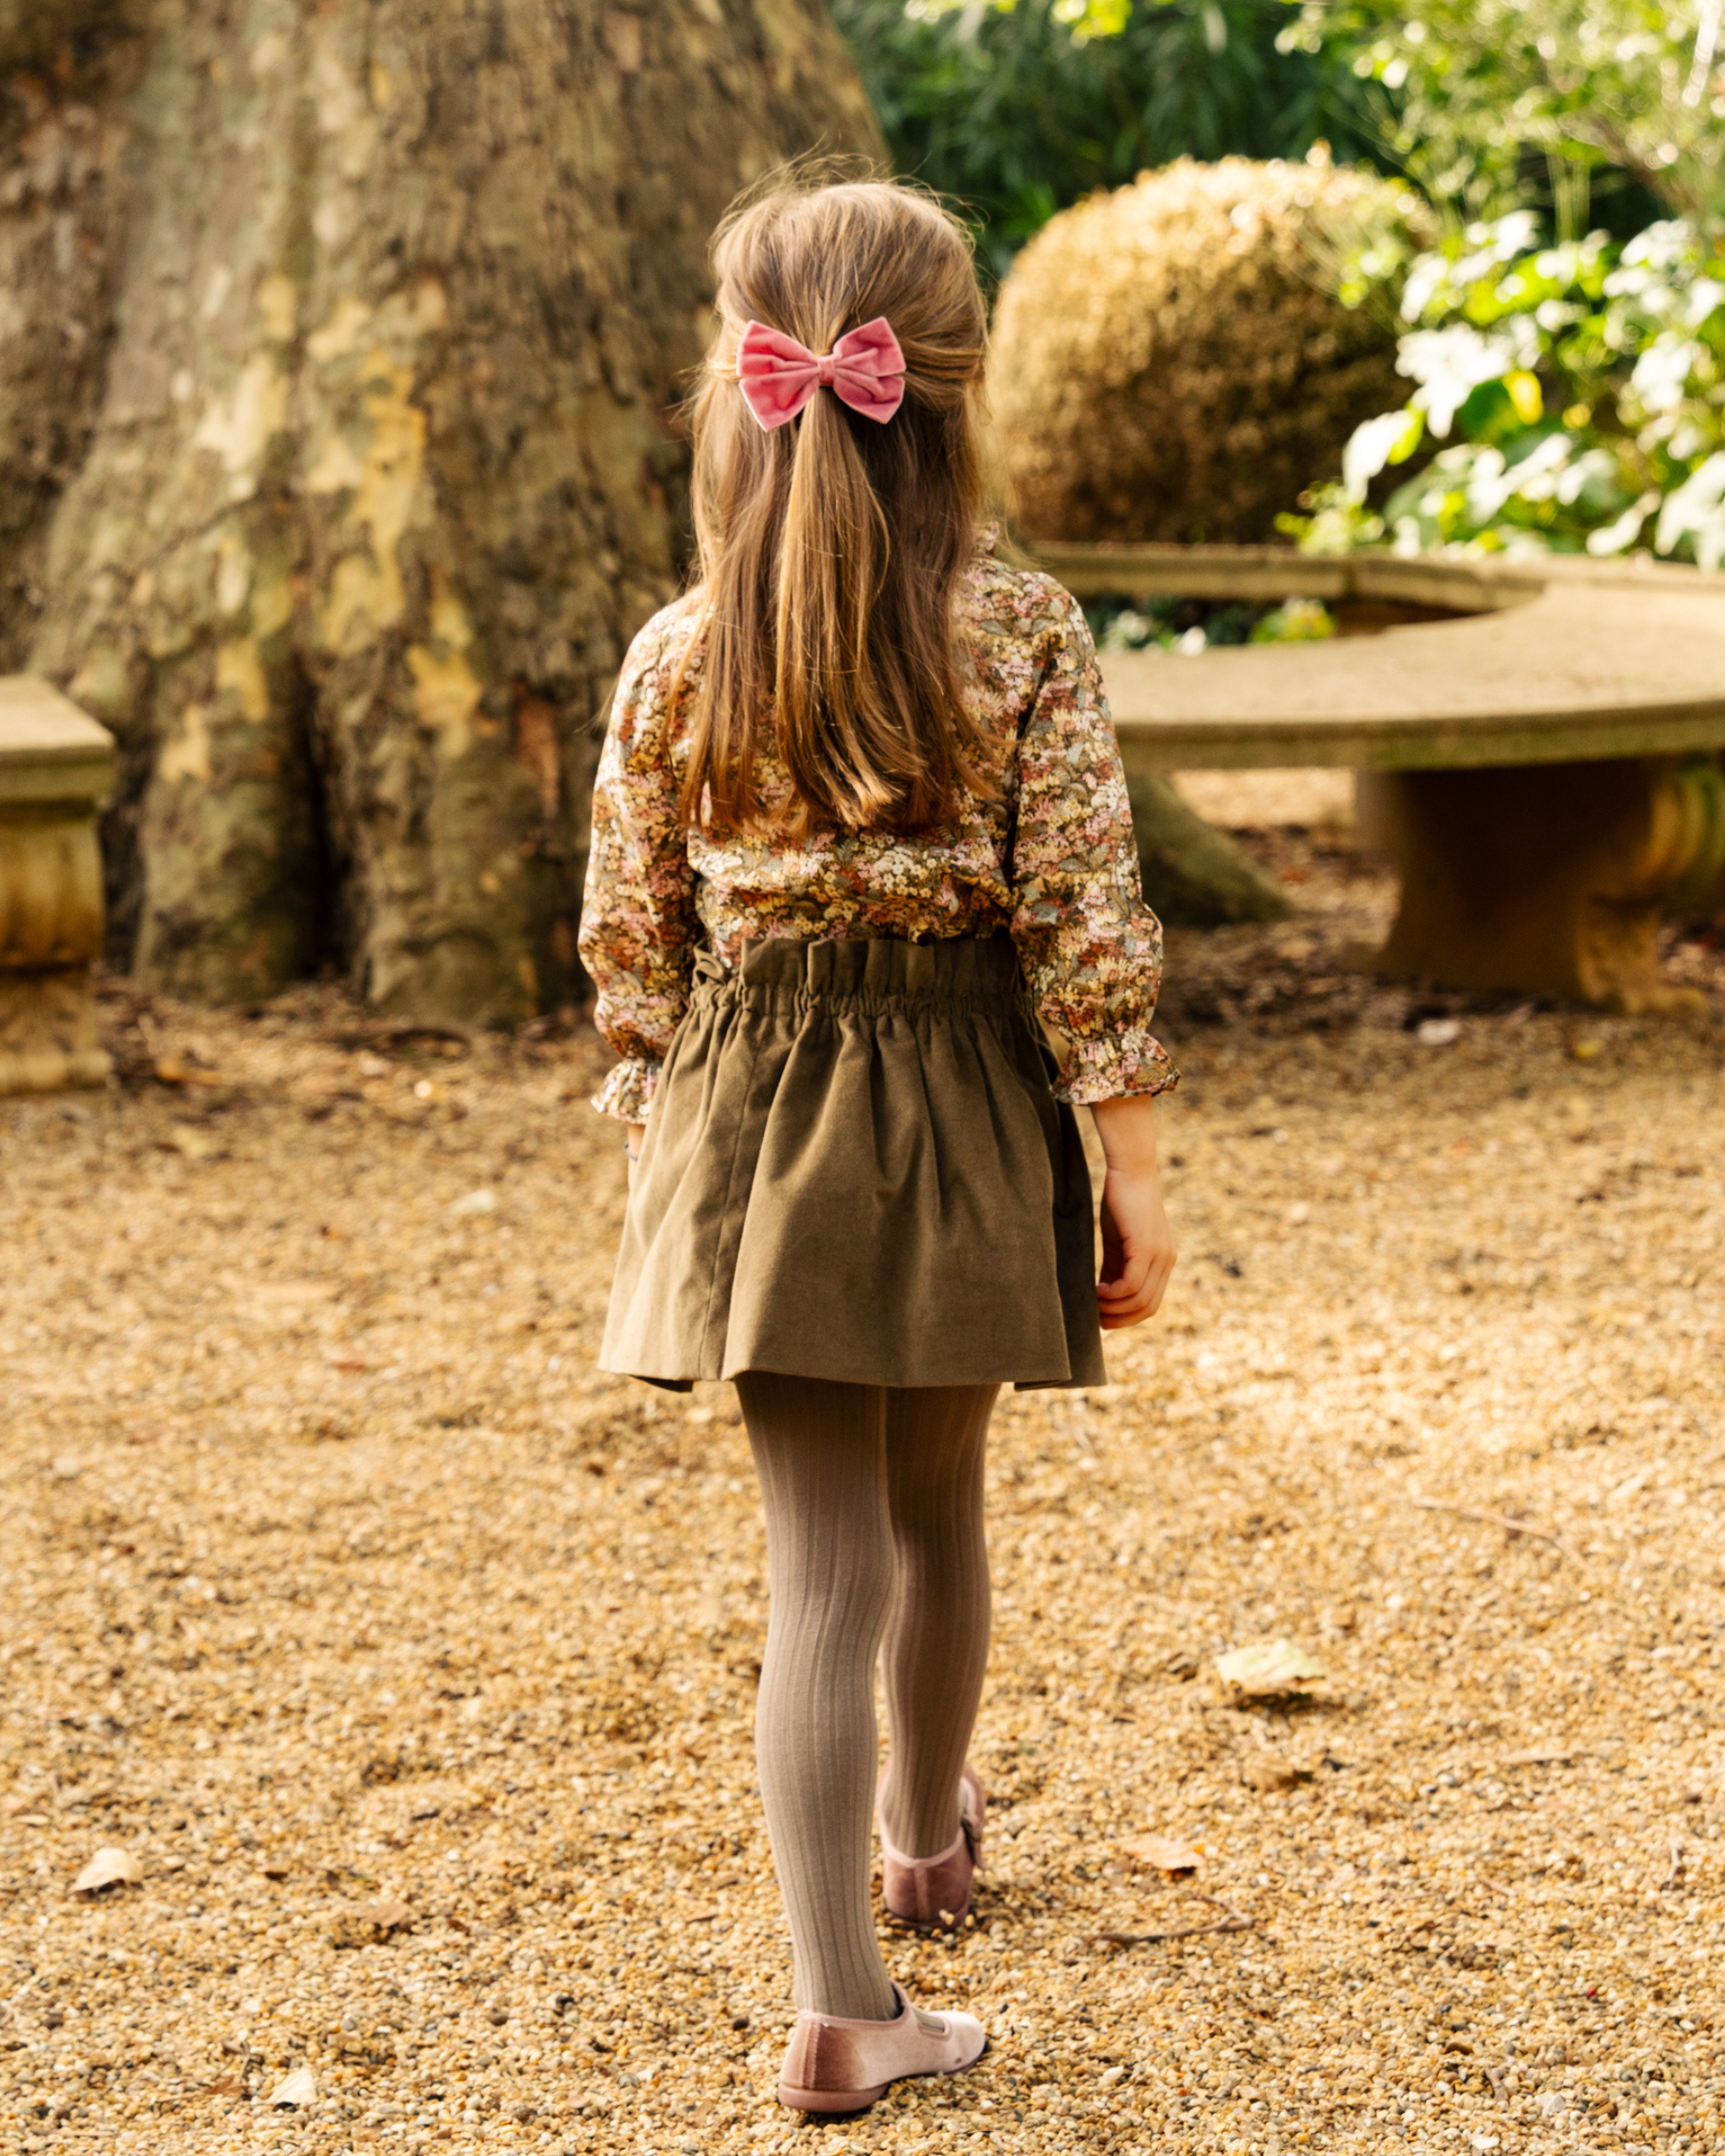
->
[1096,1167,1176,1327]
[626,1122,647,1190]
[1089,1092,1177,1329]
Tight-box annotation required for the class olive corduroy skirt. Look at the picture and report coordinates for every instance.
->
[599,936,1107,1392]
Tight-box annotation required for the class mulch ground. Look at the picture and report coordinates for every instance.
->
[2,798,1722,2156]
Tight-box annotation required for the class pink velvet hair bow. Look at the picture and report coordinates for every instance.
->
[736,316,907,430]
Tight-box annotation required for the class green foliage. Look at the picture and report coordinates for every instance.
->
[1090,593,1335,651]
[831,0,1381,273]
[1283,214,1725,565]
[1282,0,1722,233]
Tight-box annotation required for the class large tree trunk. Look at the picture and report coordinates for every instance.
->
[0,7,139,673]
[9,0,881,1021]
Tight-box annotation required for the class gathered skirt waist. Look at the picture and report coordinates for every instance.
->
[599,934,1105,1394]
[685,933,1031,1017]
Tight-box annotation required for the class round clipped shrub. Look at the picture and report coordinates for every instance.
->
[989,155,1417,545]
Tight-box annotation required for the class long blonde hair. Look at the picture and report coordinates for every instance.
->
[679,178,990,838]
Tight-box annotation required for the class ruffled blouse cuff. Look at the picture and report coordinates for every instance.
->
[591,1056,662,1124]
[1054,1028,1179,1108]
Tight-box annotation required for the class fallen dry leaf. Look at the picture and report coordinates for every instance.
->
[72,1846,139,1893]
[1214,1638,1326,1702]
[153,1054,226,1088]
[1119,1832,1204,1873]
[327,1894,414,1948]
[159,1124,218,1162]
[267,2065,316,2108]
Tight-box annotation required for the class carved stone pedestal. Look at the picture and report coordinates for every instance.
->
[1364,756,1725,1014]
[0,680,116,1094]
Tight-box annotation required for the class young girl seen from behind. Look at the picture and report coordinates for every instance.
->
[580,176,1177,2116]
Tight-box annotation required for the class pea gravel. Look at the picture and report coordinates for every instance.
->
[2,803,1722,2156]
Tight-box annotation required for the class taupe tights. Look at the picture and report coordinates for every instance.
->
[735,1372,997,2022]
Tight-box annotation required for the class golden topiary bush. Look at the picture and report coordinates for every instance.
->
[989,155,1417,545]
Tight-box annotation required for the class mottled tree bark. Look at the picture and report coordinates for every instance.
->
[0,8,139,672]
[11,0,880,1021]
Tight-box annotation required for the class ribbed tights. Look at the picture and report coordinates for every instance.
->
[735,1372,997,2022]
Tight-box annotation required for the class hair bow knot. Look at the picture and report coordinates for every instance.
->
[737,316,906,430]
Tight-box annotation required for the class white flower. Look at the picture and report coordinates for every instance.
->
[1668,419,1709,461]
[1554,446,1616,506]
[1630,334,1701,412]
[1655,450,1725,568]
[1460,445,1512,520]
[1619,218,1697,271]
[1400,252,1452,324]
[1586,492,1662,555]
[1396,322,1533,436]
[1452,211,1540,283]
[1534,234,1608,286]
[1684,275,1725,327]
[1343,410,1420,502]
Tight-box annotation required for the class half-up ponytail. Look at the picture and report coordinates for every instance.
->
[680,178,990,838]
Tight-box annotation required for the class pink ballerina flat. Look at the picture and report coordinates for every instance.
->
[876,1761,986,1931]
[776,1981,987,2114]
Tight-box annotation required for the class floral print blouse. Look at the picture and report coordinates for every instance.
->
[579,534,1175,1124]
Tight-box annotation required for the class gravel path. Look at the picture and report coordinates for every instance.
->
[2,814,1722,2156]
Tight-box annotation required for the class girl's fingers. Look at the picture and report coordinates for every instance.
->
[1098,1246,1177,1324]
[1099,1236,1160,1294]
[1098,1245,1172,1296]
[1101,1299,1155,1329]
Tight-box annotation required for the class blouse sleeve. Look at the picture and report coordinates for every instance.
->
[1009,584,1177,1106]
[577,610,703,1123]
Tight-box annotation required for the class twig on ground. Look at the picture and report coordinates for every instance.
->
[1087,1895,1256,1948]
[1484,2063,1507,2099]
[1660,1840,1686,1892]
[1404,1492,1580,1562]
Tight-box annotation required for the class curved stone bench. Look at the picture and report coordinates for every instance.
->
[0,679,116,1094]
[1035,544,1725,1013]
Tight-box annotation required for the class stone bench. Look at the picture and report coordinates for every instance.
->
[0,679,117,1094]
[1035,544,1725,1013]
